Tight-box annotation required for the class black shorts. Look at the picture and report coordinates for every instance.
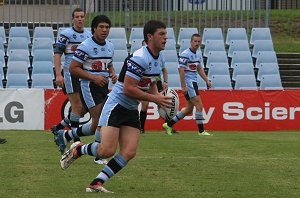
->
[100,101,141,130]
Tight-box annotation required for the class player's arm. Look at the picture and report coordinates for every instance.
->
[178,55,188,94]
[162,66,168,89]
[124,76,172,108]
[197,65,211,88]
[54,35,67,88]
[54,53,64,87]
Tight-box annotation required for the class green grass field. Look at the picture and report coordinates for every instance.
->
[0,130,300,197]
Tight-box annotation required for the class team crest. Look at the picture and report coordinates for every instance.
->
[73,34,77,39]
[93,48,98,54]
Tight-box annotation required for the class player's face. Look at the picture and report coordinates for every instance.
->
[93,22,110,42]
[151,28,167,51]
[73,11,85,29]
[190,36,201,51]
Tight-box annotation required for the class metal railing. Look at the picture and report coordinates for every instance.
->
[0,0,280,34]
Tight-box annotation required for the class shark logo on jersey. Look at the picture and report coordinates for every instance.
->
[101,48,105,51]
[58,35,68,45]
[154,62,158,67]
[179,57,188,65]
[80,35,84,38]
[93,48,98,54]
[74,50,87,61]
[73,34,77,40]
[127,60,143,75]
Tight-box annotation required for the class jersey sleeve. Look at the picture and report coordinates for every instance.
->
[54,30,69,54]
[178,51,189,69]
[125,55,147,81]
[72,44,89,63]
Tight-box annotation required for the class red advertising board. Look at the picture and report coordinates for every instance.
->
[44,89,300,131]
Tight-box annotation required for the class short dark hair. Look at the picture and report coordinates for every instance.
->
[72,8,84,19]
[91,15,111,34]
[143,20,166,42]
[191,33,201,41]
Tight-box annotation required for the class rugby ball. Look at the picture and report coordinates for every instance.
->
[158,88,180,121]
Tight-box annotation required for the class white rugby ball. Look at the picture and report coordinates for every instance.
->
[158,88,180,121]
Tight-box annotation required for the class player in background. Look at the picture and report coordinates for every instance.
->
[52,8,91,144]
[60,20,172,193]
[55,15,117,166]
[139,40,168,134]
[162,33,212,136]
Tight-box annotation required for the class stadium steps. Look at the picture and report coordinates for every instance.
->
[278,53,300,89]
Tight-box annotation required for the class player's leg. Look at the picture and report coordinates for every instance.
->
[87,104,140,193]
[139,101,149,133]
[191,94,211,136]
[163,81,195,135]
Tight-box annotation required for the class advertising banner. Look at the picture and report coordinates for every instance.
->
[0,89,44,130]
[44,89,300,131]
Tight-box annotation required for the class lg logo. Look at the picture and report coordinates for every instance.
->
[0,102,24,123]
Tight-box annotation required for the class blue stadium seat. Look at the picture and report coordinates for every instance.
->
[31,74,54,88]
[161,50,178,63]
[108,38,128,51]
[231,51,253,68]
[210,74,232,90]
[31,38,54,55]
[250,28,272,46]
[0,26,7,44]
[203,40,225,57]
[206,51,228,68]
[6,73,28,88]
[7,37,29,55]
[7,49,30,67]
[232,63,255,81]
[130,39,144,53]
[31,61,55,79]
[207,63,230,80]
[257,63,280,81]
[177,27,198,45]
[0,38,4,51]
[259,74,283,90]
[8,27,31,44]
[225,28,248,45]
[32,49,54,65]
[168,74,181,88]
[129,27,144,44]
[252,40,274,58]
[0,50,5,67]
[202,28,224,46]
[113,50,129,62]
[227,40,250,58]
[179,39,191,54]
[197,75,207,90]
[0,74,3,88]
[0,67,4,80]
[33,27,55,44]
[165,39,176,51]
[165,62,178,74]
[113,61,124,74]
[234,74,257,90]
[108,27,127,43]
[167,27,176,41]
[255,51,278,68]
[6,61,29,79]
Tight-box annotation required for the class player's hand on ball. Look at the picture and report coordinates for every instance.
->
[154,92,173,108]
